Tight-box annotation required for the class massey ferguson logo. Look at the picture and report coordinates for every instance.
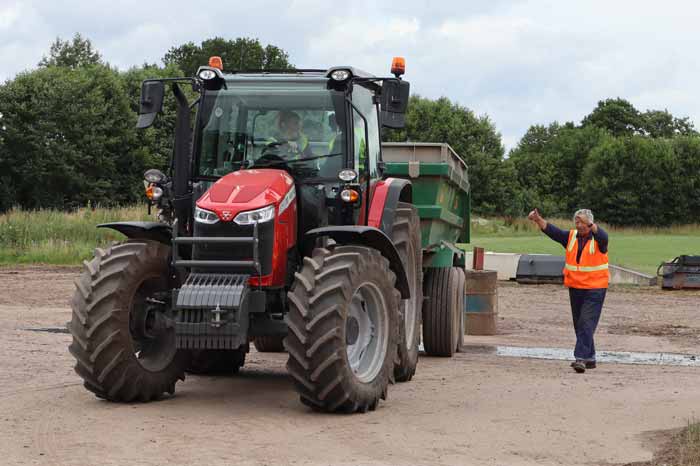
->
[221,211,232,220]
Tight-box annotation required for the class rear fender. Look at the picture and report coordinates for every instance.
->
[98,222,172,245]
[305,226,410,299]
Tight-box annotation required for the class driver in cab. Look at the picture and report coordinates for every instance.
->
[267,111,313,160]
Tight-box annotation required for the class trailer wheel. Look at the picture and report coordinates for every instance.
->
[68,240,187,401]
[253,336,286,353]
[422,267,465,357]
[391,202,423,382]
[285,246,400,413]
[186,346,247,374]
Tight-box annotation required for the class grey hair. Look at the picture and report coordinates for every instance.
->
[574,209,594,224]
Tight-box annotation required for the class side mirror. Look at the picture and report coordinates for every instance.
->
[380,79,410,129]
[136,81,165,129]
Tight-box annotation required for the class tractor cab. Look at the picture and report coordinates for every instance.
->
[189,64,407,239]
[196,78,348,180]
[192,73,358,243]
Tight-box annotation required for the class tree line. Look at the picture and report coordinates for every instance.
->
[1,34,699,226]
[0,34,291,212]
[507,99,700,225]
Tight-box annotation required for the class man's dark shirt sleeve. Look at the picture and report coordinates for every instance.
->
[542,223,570,248]
[592,226,608,254]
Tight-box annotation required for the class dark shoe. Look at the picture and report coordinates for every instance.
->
[571,360,586,373]
[570,360,596,369]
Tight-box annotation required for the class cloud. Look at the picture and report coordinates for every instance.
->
[0,2,21,30]
[2,0,700,150]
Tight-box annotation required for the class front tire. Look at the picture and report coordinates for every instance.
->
[284,246,400,413]
[68,241,187,401]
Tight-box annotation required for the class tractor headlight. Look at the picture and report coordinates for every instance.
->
[194,206,220,224]
[150,186,163,201]
[234,205,275,225]
[144,168,166,184]
[338,169,357,182]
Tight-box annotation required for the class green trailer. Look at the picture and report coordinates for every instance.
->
[381,142,471,356]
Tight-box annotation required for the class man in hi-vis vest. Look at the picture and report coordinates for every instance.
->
[528,208,609,373]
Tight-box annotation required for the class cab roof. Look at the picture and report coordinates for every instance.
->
[222,66,376,80]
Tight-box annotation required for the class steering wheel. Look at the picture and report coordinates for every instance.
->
[251,152,287,168]
[260,140,288,157]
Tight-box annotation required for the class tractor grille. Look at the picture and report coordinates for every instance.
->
[192,220,273,275]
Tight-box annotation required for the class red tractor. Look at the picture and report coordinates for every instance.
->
[68,57,422,413]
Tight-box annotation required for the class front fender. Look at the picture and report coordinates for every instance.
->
[98,222,172,245]
[368,178,412,237]
[305,226,410,299]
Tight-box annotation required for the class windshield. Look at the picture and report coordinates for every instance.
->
[196,81,347,179]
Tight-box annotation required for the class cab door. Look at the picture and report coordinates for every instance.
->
[350,84,381,225]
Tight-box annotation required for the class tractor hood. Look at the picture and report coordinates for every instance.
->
[196,169,294,222]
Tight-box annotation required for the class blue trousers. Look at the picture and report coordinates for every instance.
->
[568,288,607,361]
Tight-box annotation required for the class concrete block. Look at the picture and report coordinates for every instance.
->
[464,252,521,280]
[609,265,657,286]
[462,251,656,286]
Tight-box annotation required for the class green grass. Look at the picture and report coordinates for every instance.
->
[0,206,151,265]
[648,420,700,466]
[1,208,699,272]
[461,217,700,275]
[676,421,700,466]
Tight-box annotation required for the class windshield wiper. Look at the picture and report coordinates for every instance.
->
[255,152,343,167]
[287,152,343,163]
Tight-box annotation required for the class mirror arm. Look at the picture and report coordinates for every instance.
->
[171,83,192,236]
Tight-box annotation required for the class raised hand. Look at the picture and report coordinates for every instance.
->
[528,208,542,222]
[528,208,546,229]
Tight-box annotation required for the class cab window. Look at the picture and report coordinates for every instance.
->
[351,85,380,179]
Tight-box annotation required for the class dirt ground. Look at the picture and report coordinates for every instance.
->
[0,266,698,466]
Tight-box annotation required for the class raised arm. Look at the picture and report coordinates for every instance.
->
[591,224,609,253]
[528,208,569,248]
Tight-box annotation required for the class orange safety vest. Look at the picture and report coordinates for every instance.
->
[563,229,609,289]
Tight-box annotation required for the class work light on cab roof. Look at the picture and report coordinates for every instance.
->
[330,69,351,81]
[198,56,224,80]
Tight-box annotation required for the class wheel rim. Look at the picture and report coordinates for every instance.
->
[345,282,388,383]
[404,241,418,350]
[129,276,177,372]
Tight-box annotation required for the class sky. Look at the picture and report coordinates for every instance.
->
[2,0,700,150]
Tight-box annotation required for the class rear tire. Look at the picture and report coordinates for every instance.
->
[391,202,423,382]
[284,246,400,413]
[422,267,465,357]
[68,241,187,401]
[186,346,247,375]
[253,336,286,353]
